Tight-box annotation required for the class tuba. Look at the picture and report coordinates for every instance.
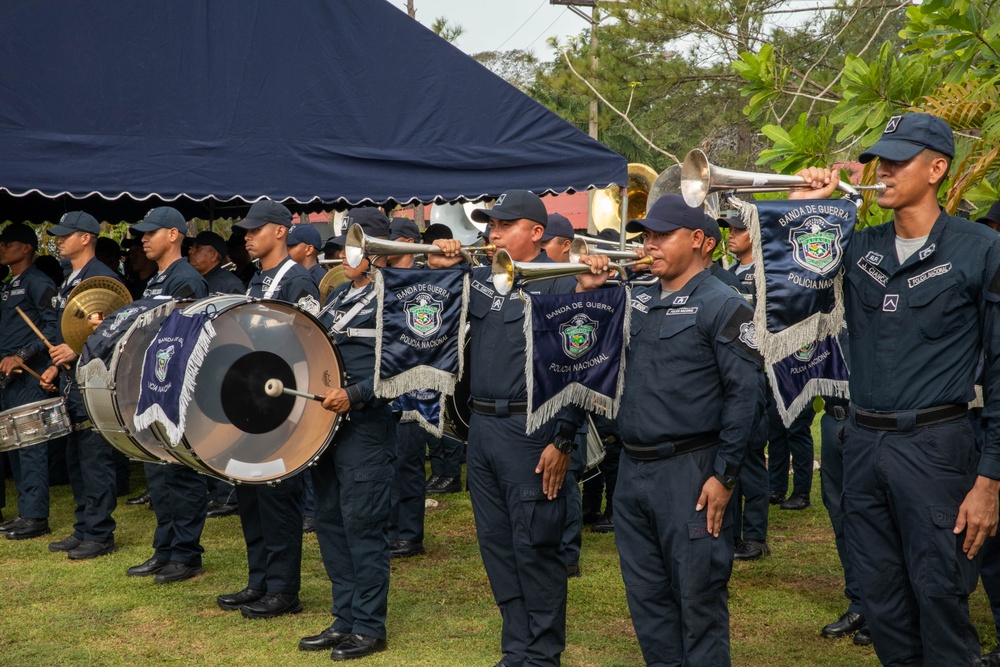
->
[590,163,658,232]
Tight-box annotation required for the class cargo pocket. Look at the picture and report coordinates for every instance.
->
[516,482,566,549]
[924,505,979,597]
[343,464,394,529]
[683,520,733,599]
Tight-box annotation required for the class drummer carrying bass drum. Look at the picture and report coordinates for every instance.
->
[41,212,125,559]
[215,200,320,620]
[298,208,396,661]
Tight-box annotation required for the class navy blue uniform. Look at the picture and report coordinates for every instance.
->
[54,258,124,543]
[142,259,209,567]
[234,258,318,596]
[313,279,396,639]
[615,270,765,666]
[308,263,327,286]
[710,263,746,293]
[466,255,579,667]
[841,211,1000,665]
[203,264,246,296]
[0,265,58,519]
[767,400,816,499]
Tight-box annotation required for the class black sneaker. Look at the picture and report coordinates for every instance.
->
[68,540,117,560]
[425,475,442,491]
[4,517,51,540]
[780,493,811,511]
[49,535,82,553]
[428,476,462,494]
[734,539,769,561]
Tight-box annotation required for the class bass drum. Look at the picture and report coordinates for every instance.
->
[442,336,471,441]
[147,295,345,484]
[81,300,187,464]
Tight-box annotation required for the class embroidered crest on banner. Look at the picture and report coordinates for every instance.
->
[907,262,952,289]
[918,243,936,261]
[857,258,889,287]
[109,307,141,333]
[560,313,598,360]
[789,216,843,275]
[883,294,899,312]
[404,292,443,338]
[793,341,817,362]
[738,321,758,349]
[155,345,175,382]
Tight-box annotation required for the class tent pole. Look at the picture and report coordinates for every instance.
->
[619,185,627,251]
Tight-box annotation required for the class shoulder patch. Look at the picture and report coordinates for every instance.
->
[721,306,760,357]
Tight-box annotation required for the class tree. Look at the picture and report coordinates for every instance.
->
[430,16,464,43]
[473,49,540,92]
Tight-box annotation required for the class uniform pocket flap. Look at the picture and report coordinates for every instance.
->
[908,277,957,307]
[353,464,395,483]
[518,481,564,502]
[929,505,958,529]
[687,521,712,540]
[659,316,697,339]
[503,301,525,324]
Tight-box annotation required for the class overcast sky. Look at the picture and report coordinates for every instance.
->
[388,0,587,59]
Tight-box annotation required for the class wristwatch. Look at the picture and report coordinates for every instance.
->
[714,472,738,490]
[552,434,575,455]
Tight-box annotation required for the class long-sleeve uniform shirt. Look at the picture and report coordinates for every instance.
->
[245,257,320,316]
[0,266,58,375]
[143,259,208,301]
[617,270,766,478]
[842,211,1000,479]
[203,263,246,295]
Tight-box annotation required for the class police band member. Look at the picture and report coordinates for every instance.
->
[125,207,210,584]
[287,223,328,285]
[188,231,245,296]
[540,213,574,263]
[582,194,766,665]
[429,190,603,667]
[0,223,58,541]
[41,212,125,559]
[299,208,395,660]
[216,200,318,620]
[792,112,1000,666]
[386,217,421,269]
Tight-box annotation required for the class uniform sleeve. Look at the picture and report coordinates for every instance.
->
[711,299,767,478]
[21,277,59,363]
[977,240,1000,479]
[344,375,377,410]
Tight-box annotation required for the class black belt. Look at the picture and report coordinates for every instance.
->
[471,399,528,417]
[623,432,720,461]
[853,404,967,432]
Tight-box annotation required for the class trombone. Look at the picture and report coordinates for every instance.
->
[492,250,654,296]
[344,223,495,268]
[680,149,886,208]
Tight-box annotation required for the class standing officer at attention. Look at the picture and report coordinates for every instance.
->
[41,212,125,559]
[585,194,766,665]
[216,200,319,620]
[793,112,1000,666]
[0,223,58,541]
[125,207,209,584]
[429,190,599,667]
[298,209,395,660]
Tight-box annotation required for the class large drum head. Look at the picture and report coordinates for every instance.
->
[172,297,344,483]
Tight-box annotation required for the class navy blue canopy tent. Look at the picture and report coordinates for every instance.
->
[0,0,626,223]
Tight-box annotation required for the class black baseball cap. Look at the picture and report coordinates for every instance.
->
[287,224,323,250]
[0,223,39,248]
[330,207,391,246]
[859,113,955,164]
[192,231,229,259]
[541,213,575,241]
[422,223,454,244]
[132,207,186,233]
[471,190,548,226]
[701,217,722,244]
[49,211,101,236]
[389,217,421,241]
[234,200,293,230]
[625,194,710,234]
[978,201,1000,226]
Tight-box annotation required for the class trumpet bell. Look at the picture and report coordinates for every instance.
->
[681,149,713,208]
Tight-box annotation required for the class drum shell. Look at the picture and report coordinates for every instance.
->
[0,398,71,452]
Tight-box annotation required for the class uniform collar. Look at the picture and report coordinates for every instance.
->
[874,209,948,274]
[648,268,711,309]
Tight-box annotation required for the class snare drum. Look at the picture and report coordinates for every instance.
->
[144,295,345,484]
[79,300,186,464]
[0,398,71,452]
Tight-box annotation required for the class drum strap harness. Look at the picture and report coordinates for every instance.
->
[323,289,377,337]
[262,259,296,299]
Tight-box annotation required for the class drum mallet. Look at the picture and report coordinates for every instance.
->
[264,378,325,402]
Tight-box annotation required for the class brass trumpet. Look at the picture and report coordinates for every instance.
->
[318,258,344,266]
[680,149,886,208]
[492,250,653,296]
[344,223,495,268]
[568,237,642,264]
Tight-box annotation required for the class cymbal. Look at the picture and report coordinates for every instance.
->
[65,276,132,306]
[319,265,348,303]
[62,280,133,354]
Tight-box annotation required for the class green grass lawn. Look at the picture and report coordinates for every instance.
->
[1,419,996,666]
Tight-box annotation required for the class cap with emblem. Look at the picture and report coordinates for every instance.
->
[287,224,323,250]
[389,217,421,241]
[471,190,548,226]
[859,113,954,164]
[234,200,293,230]
[192,231,229,259]
[541,213,575,241]
[131,207,187,233]
[0,223,39,248]
[625,194,713,234]
[330,207,391,246]
[49,211,101,236]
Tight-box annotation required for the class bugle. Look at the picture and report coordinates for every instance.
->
[344,224,495,268]
[318,258,344,266]
[680,149,886,208]
[492,250,653,296]
[569,237,641,264]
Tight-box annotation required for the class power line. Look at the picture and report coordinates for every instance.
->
[524,7,569,52]
[494,0,549,51]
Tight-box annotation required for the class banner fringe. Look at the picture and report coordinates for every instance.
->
[766,365,850,427]
[401,407,445,439]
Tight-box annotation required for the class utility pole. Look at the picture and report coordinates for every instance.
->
[407,0,426,229]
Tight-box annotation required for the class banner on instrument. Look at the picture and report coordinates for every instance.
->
[523,287,630,434]
[768,334,850,427]
[77,296,175,387]
[134,310,216,446]
[393,389,446,438]
[374,267,468,399]
[735,197,855,363]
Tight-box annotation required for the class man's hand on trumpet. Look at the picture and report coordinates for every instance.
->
[426,239,465,269]
[575,253,612,292]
